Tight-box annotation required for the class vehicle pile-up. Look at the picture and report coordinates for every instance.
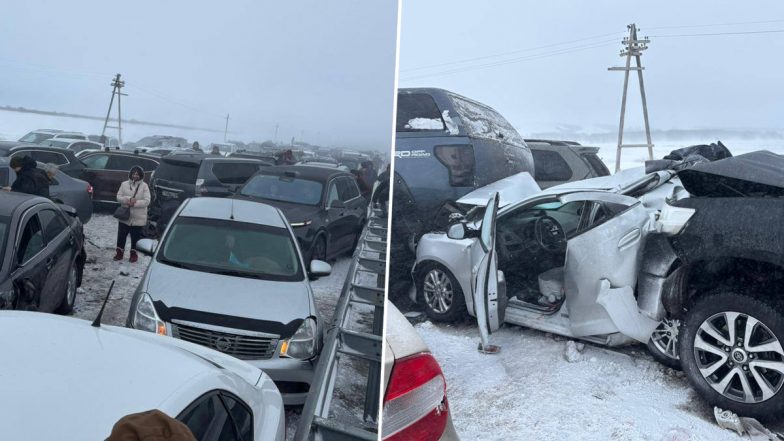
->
[0,127,387,440]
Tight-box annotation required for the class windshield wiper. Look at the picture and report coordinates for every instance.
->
[158,257,202,271]
[212,268,266,279]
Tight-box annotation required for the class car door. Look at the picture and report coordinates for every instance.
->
[559,192,659,341]
[324,178,349,252]
[470,192,506,350]
[80,153,113,202]
[337,177,364,248]
[10,209,49,311]
[37,208,74,312]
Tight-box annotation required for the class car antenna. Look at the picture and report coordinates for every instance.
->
[91,280,115,327]
[230,198,235,220]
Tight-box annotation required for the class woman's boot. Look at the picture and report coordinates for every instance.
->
[114,247,124,261]
[129,250,138,263]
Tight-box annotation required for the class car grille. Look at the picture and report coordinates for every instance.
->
[171,321,279,360]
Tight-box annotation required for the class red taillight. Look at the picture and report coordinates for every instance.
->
[87,184,93,198]
[383,353,448,441]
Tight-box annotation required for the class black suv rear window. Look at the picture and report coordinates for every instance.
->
[532,149,573,181]
[583,153,611,177]
[212,162,260,185]
[155,159,200,183]
[396,93,446,132]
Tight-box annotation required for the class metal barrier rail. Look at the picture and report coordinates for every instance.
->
[295,206,387,441]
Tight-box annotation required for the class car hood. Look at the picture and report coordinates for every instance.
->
[144,261,313,333]
[677,150,784,197]
[457,172,541,207]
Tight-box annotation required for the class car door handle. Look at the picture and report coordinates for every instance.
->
[617,229,641,249]
[45,257,55,270]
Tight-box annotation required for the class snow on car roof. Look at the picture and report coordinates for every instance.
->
[179,197,287,227]
[0,311,252,439]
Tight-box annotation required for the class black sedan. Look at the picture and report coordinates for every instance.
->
[0,192,86,313]
[235,165,366,263]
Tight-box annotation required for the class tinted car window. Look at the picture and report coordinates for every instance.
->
[136,157,159,172]
[337,177,359,201]
[396,93,446,132]
[240,174,322,205]
[532,149,573,181]
[0,168,9,186]
[326,181,340,207]
[82,154,110,169]
[583,152,611,177]
[178,395,235,441]
[155,159,200,183]
[221,395,253,440]
[17,215,45,264]
[434,145,475,187]
[107,155,141,171]
[212,163,260,185]
[15,151,69,166]
[39,209,68,243]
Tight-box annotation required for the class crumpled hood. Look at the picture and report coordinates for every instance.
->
[144,260,313,333]
[457,172,541,207]
[677,150,784,197]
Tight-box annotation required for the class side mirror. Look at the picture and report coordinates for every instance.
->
[136,238,158,256]
[447,223,466,240]
[309,259,332,279]
[329,200,346,209]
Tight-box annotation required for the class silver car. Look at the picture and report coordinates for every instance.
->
[412,168,688,359]
[127,197,331,406]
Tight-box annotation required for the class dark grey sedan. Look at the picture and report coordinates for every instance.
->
[0,158,93,224]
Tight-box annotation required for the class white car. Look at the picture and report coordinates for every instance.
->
[382,302,459,441]
[0,311,284,440]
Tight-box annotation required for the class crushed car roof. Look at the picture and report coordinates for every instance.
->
[677,150,784,197]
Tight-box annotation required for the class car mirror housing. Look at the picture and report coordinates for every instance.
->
[447,222,466,240]
[136,238,158,256]
[309,259,332,278]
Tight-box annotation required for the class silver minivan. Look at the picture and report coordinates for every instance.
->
[126,197,331,405]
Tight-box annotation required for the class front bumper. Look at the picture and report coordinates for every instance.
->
[247,356,317,406]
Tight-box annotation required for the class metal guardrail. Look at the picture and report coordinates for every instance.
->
[295,206,387,441]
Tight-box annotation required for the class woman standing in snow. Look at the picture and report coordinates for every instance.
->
[115,166,151,263]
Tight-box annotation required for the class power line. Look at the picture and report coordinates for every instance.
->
[400,31,624,73]
[401,40,618,81]
[650,29,784,38]
[646,19,784,30]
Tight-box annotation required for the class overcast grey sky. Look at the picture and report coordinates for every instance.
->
[0,0,398,149]
[398,1,784,137]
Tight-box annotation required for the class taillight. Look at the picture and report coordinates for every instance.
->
[382,353,448,441]
[87,184,93,198]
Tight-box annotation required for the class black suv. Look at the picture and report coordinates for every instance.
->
[391,88,535,283]
[0,142,85,179]
[235,165,366,263]
[149,153,270,232]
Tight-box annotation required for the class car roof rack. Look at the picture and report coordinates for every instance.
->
[295,206,386,441]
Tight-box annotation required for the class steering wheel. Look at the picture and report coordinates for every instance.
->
[534,215,566,253]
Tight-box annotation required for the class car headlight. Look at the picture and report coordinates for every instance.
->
[133,293,167,335]
[290,220,313,228]
[280,318,317,359]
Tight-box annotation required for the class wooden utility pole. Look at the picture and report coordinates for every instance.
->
[609,24,653,172]
[100,74,127,147]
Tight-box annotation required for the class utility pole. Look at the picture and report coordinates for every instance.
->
[274,123,279,143]
[224,113,230,142]
[101,74,127,147]
[609,24,653,172]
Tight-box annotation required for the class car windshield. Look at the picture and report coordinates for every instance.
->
[158,217,303,281]
[240,174,323,206]
[19,132,55,144]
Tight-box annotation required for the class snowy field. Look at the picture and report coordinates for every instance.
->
[72,213,357,440]
[399,138,784,441]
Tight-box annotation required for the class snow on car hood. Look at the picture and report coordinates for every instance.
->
[457,172,541,207]
[677,150,784,197]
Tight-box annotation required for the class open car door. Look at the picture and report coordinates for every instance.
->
[559,191,659,343]
[472,192,506,353]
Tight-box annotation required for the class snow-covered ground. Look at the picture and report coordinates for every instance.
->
[72,213,357,440]
[399,139,784,441]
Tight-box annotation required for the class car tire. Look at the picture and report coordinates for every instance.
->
[416,262,467,322]
[56,263,79,315]
[647,318,682,370]
[680,290,784,420]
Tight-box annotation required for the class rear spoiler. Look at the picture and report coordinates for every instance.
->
[568,146,600,155]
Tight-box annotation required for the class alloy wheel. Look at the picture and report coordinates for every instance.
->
[651,318,681,360]
[693,311,784,403]
[66,266,78,306]
[423,269,453,314]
